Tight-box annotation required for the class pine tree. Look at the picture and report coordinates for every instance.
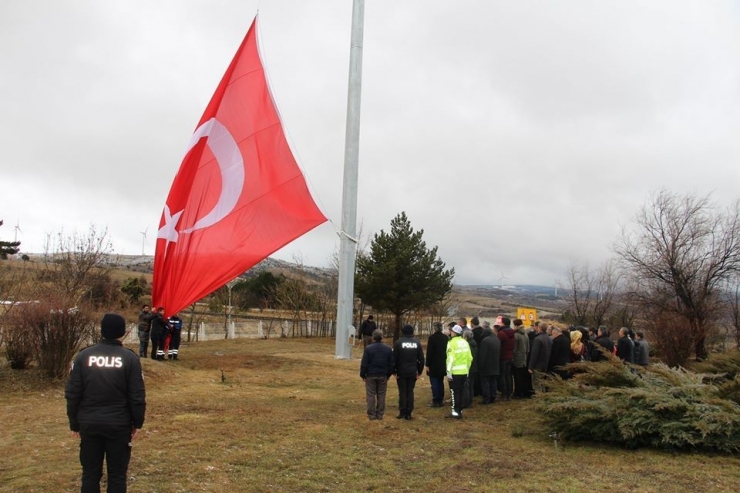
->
[355,212,454,341]
[0,220,21,259]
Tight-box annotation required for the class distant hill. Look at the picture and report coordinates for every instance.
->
[27,253,564,319]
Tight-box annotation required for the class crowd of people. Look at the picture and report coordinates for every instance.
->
[136,305,183,361]
[359,314,650,420]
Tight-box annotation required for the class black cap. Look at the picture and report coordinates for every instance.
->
[402,324,414,336]
[101,313,126,339]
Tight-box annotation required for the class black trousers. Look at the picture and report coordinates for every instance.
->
[150,330,165,360]
[169,330,181,358]
[448,375,467,415]
[481,374,499,403]
[498,359,513,398]
[79,425,131,493]
[396,376,417,415]
[473,372,482,397]
[513,365,531,397]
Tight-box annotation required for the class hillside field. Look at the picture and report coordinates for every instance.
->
[1,337,740,492]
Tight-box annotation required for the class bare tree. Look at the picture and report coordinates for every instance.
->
[40,226,114,305]
[564,262,595,326]
[590,260,620,327]
[608,287,639,330]
[615,191,740,361]
[271,255,321,337]
[725,282,740,349]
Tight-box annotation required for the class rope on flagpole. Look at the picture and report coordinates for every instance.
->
[336,228,358,244]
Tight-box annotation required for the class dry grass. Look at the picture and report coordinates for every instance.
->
[1,337,740,492]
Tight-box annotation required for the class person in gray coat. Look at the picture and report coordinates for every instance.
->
[477,327,501,404]
[634,331,650,366]
[512,319,531,398]
[528,322,553,394]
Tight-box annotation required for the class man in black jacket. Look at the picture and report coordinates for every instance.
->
[425,322,448,407]
[393,324,425,420]
[65,313,146,493]
[137,305,151,358]
[470,317,483,397]
[360,315,377,348]
[548,326,571,379]
[360,329,395,420]
[528,322,552,394]
[616,327,635,364]
[592,326,615,362]
[149,307,169,360]
[477,326,500,404]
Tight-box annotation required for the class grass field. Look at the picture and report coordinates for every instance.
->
[2,337,740,492]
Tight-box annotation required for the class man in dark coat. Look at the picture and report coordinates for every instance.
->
[528,322,552,394]
[461,330,478,409]
[512,319,531,398]
[470,317,484,397]
[497,316,516,400]
[634,331,650,366]
[360,315,377,348]
[526,321,539,367]
[548,326,571,379]
[393,324,425,420]
[616,327,635,364]
[592,326,615,362]
[360,329,395,420]
[65,313,146,493]
[477,326,500,404]
[137,305,151,358]
[149,307,169,360]
[425,322,448,407]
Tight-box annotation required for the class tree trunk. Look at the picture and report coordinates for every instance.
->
[691,318,708,361]
[694,335,707,361]
[393,312,402,342]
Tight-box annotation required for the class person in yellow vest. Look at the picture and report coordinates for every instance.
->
[445,324,472,419]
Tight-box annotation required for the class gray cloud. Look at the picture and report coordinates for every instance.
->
[1,0,739,285]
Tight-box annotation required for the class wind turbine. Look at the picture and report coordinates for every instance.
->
[499,272,508,289]
[13,219,21,243]
[554,279,561,297]
[139,227,148,256]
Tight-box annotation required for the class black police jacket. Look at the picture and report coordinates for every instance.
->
[65,339,146,431]
[393,336,425,377]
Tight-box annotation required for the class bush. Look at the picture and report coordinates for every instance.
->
[689,351,740,405]
[690,351,740,381]
[648,311,695,367]
[10,301,98,379]
[538,357,740,452]
[2,322,34,369]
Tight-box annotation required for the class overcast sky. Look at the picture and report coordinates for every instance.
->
[2,0,739,286]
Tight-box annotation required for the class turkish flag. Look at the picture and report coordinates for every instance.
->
[152,17,327,315]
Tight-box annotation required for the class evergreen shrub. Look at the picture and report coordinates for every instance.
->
[538,356,740,452]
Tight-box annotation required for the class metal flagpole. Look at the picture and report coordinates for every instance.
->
[335,0,365,359]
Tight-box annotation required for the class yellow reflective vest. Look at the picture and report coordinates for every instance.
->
[446,335,472,375]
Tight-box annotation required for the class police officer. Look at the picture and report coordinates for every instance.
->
[167,312,183,360]
[65,313,146,493]
[393,324,425,420]
[445,324,473,419]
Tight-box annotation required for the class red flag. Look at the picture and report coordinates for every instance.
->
[152,17,327,315]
